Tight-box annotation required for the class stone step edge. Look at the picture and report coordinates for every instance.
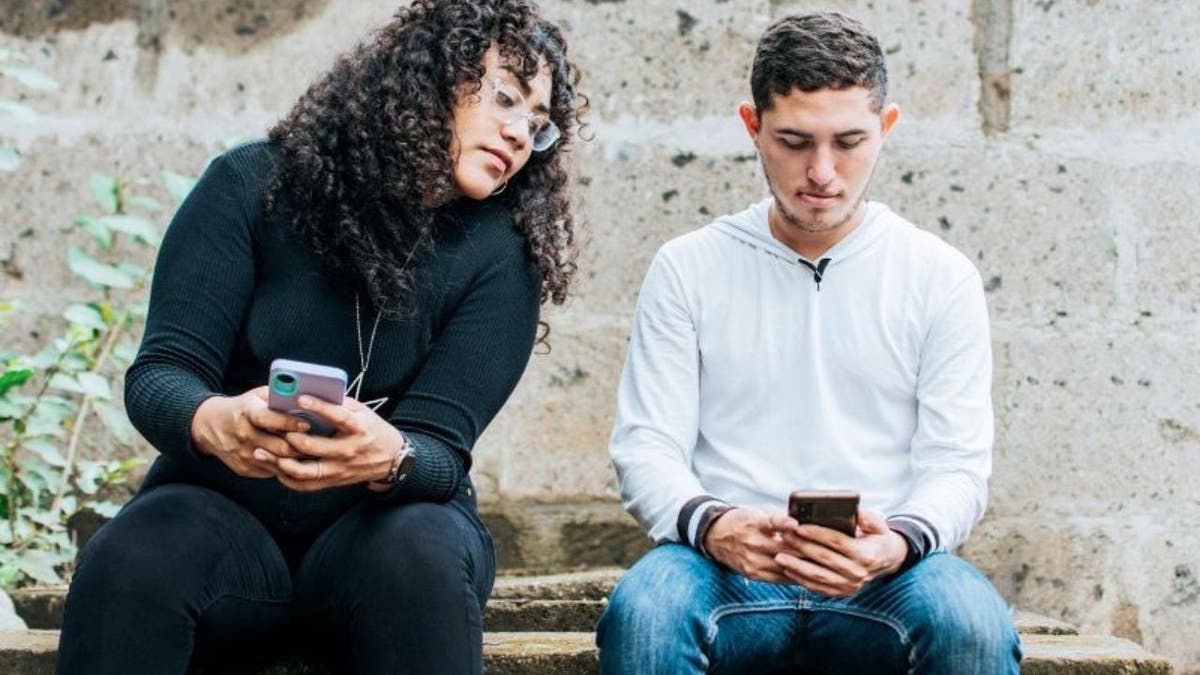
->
[10,585,1079,636]
[0,630,601,674]
[0,631,1175,675]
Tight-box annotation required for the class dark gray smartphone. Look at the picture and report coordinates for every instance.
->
[787,490,860,537]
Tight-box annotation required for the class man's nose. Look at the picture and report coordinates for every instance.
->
[807,146,836,186]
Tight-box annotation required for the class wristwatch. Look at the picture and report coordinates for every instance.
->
[374,440,417,486]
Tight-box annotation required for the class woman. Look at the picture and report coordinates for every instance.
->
[56,1,582,673]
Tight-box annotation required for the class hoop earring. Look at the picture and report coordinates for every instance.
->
[491,181,508,196]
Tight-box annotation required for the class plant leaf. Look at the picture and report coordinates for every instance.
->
[93,400,134,445]
[113,340,139,367]
[86,501,123,519]
[0,396,22,419]
[0,146,18,172]
[0,101,37,124]
[127,195,164,214]
[88,173,119,214]
[162,171,197,204]
[1,65,59,91]
[67,246,133,288]
[75,462,103,495]
[116,261,146,281]
[63,304,108,331]
[99,215,159,245]
[49,372,84,395]
[15,549,65,585]
[76,372,112,400]
[0,366,33,396]
[21,438,67,468]
[75,215,113,250]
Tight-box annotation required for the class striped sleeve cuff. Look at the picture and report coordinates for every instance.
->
[887,514,940,571]
[677,495,733,555]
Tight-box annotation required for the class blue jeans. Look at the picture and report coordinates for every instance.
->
[597,544,1021,674]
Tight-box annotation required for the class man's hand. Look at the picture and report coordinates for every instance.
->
[702,507,804,584]
[774,508,909,597]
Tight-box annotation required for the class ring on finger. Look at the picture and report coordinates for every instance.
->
[316,459,322,481]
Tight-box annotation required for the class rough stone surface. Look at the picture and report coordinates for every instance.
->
[2,0,1197,670]
[0,628,1178,675]
[479,500,650,571]
[1020,634,1175,675]
[0,592,26,631]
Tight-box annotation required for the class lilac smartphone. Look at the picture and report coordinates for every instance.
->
[267,358,348,437]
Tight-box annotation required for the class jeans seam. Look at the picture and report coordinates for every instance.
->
[703,600,800,650]
[805,604,914,675]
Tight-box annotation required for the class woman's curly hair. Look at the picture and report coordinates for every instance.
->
[265,0,584,335]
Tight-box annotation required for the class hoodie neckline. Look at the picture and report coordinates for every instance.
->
[712,198,890,267]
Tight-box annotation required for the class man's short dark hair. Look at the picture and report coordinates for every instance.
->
[751,12,888,114]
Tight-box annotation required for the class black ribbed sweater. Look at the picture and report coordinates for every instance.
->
[125,141,540,535]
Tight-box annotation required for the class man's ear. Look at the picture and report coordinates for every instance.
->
[738,102,761,142]
[879,103,901,139]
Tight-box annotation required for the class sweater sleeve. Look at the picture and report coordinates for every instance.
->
[888,269,994,556]
[609,250,730,550]
[124,154,257,460]
[376,237,542,504]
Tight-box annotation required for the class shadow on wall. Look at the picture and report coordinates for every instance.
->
[0,0,331,52]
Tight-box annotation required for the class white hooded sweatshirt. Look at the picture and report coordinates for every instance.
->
[609,198,993,559]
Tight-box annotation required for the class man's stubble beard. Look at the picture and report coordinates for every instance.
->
[762,158,878,235]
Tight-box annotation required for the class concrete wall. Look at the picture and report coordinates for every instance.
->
[2,0,1197,671]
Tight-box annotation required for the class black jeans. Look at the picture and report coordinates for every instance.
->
[56,479,495,674]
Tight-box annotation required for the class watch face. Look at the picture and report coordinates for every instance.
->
[394,447,417,482]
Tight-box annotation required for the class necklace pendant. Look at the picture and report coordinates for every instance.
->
[346,370,366,400]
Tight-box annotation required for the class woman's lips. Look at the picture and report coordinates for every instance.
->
[484,148,511,174]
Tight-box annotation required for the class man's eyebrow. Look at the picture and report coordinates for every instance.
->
[775,128,868,138]
[501,65,551,115]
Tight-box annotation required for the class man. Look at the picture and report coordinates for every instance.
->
[597,12,1021,675]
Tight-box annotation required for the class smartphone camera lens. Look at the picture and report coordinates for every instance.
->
[271,371,298,396]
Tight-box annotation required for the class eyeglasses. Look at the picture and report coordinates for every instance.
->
[484,76,560,153]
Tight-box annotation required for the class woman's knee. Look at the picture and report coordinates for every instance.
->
[74,484,287,602]
[332,502,487,601]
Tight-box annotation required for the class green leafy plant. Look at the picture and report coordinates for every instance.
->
[0,170,195,587]
[0,48,59,172]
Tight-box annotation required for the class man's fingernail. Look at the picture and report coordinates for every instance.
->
[298,396,312,406]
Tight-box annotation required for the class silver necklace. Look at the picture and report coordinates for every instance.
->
[347,293,388,411]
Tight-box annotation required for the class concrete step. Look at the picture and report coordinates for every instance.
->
[6,570,1173,673]
[1019,634,1174,674]
[8,572,1081,635]
[0,629,1176,675]
[0,630,599,675]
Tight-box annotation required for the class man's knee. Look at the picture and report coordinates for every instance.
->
[599,544,713,642]
[902,555,1021,666]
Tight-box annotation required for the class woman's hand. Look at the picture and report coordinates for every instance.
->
[255,395,403,492]
[190,386,309,478]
